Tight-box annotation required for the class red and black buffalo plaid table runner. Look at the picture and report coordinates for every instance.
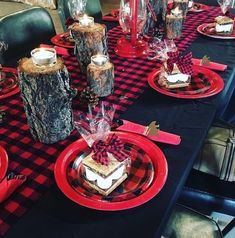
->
[0,7,221,236]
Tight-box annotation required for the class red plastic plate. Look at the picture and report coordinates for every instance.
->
[0,67,19,100]
[0,145,8,182]
[54,131,168,211]
[188,3,209,13]
[148,65,224,99]
[51,32,75,49]
[197,23,235,39]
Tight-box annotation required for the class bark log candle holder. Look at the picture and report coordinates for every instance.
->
[173,0,189,17]
[18,52,75,144]
[87,54,114,97]
[70,15,108,74]
[165,7,183,39]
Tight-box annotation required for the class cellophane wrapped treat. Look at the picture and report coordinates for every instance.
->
[74,103,131,196]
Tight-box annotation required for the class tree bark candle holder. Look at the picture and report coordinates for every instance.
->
[18,55,75,144]
[70,15,108,74]
[173,0,189,17]
[165,7,183,39]
[87,54,114,97]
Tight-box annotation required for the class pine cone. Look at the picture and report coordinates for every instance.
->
[78,87,99,108]
[0,108,6,124]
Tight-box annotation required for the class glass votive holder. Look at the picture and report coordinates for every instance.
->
[31,48,57,66]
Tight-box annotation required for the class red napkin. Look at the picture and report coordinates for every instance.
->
[0,173,26,203]
[116,119,181,145]
[39,44,70,57]
[192,58,227,71]
[102,9,119,22]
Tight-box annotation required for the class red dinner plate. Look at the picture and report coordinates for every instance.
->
[148,65,224,99]
[0,145,8,182]
[0,67,19,100]
[197,23,235,39]
[51,32,75,49]
[188,3,209,13]
[54,131,168,211]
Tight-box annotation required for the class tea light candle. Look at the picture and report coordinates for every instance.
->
[31,48,57,66]
[91,54,108,66]
[171,6,183,17]
[78,14,94,27]
[173,0,189,16]
[188,0,194,8]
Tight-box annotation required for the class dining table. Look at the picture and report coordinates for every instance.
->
[1,1,235,238]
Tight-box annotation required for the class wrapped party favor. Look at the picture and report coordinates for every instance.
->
[74,103,130,196]
[158,51,193,89]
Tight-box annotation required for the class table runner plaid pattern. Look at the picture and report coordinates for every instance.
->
[0,7,221,236]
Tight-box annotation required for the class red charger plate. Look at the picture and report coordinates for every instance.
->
[148,65,224,99]
[197,23,235,39]
[188,3,209,13]
[54,131,168,211]
[0,67,19,100]
[0,145,8,182]
[51,32,75,49]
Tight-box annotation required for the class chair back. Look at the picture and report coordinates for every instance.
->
[0,7,56,67]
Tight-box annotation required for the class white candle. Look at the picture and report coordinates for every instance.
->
[78,14,94,27]
[31,48,57,66]
[91,54,108,66]
[188,0,194,8]
[171,6,183,17]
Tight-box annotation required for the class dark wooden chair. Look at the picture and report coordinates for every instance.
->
[0,7,56,67]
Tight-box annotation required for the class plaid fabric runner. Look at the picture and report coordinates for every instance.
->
[0,6,221,236]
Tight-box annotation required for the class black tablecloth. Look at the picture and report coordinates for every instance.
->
[2,3,235,238]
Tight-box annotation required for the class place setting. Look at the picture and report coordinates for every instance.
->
[146,38,224,99]
[197,0,235,39]
[0,66,19,100]
[51,31,75,49]
[0,145,27,203]
[188,0,209,13]
[0,42,20,99]
[54,103,168,211]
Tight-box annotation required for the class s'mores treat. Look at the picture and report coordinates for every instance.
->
[159,63,191,89]
[82,147,130,196]
[215,16,234,35]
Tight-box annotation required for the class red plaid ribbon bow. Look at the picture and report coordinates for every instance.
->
[92,134,128,165]
[167,51,193,75]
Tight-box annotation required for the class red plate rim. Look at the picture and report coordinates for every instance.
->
[51,32,75,49]
[197,23,235,39]
[54,131,168,211]
[0,145,8,182]
[0,67,19,100]
[188,3,209,13]
[148,65,224,99]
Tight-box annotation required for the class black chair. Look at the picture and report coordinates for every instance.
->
[57,0,103,31]
[0,7,56,67]
[178,126,235,237]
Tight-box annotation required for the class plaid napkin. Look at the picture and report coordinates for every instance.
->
[0,173,26,203]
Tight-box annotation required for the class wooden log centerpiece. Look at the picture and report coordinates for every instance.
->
[173,0,189,17]
[18,48,76,144]
[70,15,108,74]
[165,6,184,39]
[87,54,114,97]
